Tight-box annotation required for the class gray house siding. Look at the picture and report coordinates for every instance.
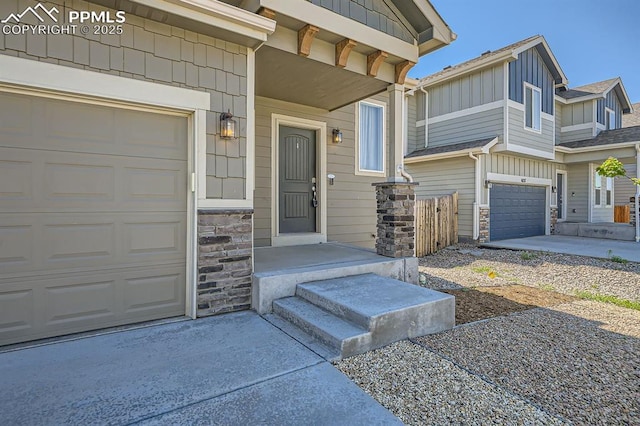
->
[487,153,555,179]
[615,163,638,205]
[429,65,504,117]
[562,101,594,126]
[407,157,475,238]
[508,107,554,155]
[0,0,248,201]
[555,101,562,144]
[596,90,623,127]
[509,47,554,114]
[561,128,595,143]
[255,94,386,248]
[428,107,503,148]
[308,0,414,43]
[406,91,425,154]
[566,163,589,222]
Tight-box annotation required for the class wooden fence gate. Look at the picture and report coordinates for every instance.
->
[614,205,630,223]
[415,193,458,257]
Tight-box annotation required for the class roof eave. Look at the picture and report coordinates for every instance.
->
[413,0,456,56]
[558,141,640,153]
[513,36,568,86]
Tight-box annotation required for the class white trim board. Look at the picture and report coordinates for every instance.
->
[487,172,552,186]
[556,170,568,221]
[493,143,555,160]
[428,101,503,124]
[561,123,593,132]
[355,99,387,177]
[0,56,206,320]
[270,114,328,247]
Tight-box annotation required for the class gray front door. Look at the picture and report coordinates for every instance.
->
[557,173,564,220]
[279,126,317,234]
[490,184,546,241]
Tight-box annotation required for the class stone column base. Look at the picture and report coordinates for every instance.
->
[479,207,490,243]
[197,209,253,317]
[373,182,418,258]
[550,207,558,234]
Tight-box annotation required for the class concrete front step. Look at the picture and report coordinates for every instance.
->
[270,273,455,360]
[273,297,372,360]
[556,222,636,241]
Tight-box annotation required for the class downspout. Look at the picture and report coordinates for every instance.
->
[420,87,429,148]
[636,144,640,242]
[398,164,414,183]
[469,152,480,240]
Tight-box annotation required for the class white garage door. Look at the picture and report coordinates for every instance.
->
[0,91,188,346]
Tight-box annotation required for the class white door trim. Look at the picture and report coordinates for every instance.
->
[556,170,568,222]
[271,114,327,247]
[0,55,209,320]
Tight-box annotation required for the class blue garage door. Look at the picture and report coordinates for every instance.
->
[490,184,546,241]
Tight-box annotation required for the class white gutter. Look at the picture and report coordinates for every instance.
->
[636,144,640,242]
[469,152,480,240]
[556,141,640,154]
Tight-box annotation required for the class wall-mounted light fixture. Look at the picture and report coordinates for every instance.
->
[484,180,492,189]
[332,128,343,144]
[552,186,557,193]
[219,110,238,139]
[571,192,576,197]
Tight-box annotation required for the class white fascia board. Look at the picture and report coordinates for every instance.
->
[0,55,210,110]
[134,0,275,42]
[604,78,633,112]
[557,142,640,154]
[404,138,497,163]
[260,0,418,62]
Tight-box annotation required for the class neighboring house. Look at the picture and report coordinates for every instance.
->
[616,102,640,205]
[0,0,455,345]
[404,35,637,243]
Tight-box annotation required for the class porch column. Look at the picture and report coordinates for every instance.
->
[373,182,418,258]
[387,83,405,182]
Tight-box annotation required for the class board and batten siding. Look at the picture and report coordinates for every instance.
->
[561,101,594,126]
[508,107,554,155]
[0,0,249,201]
[255,95,386,248]
[509,47,554,114]
[428,107,503,148]
[406,91,426,154]
[596,89,623,127]
[615,163,638,205]
[428,65,504,118]
[555,101,562,144]
[566,163,589,222]
[406,157,475,238]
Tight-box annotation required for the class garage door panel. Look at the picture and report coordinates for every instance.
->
[0,223,33,269]
[125,221,182,257]
[0,92,187,161]
[0,148,186,213]
[43,222,115,264]
[0,265,185,345]
[490,184,546,241]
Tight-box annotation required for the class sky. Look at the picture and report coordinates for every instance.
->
[409,0,640,103]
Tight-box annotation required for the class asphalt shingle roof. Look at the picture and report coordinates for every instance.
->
[556,78,618,100]
[623,102,640,128]
[558,126,640,149]
[417,35,541,87]
[406,137,496,159]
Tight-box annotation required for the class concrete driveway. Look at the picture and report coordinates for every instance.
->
[483,235,640,262]
[0,312,400,425]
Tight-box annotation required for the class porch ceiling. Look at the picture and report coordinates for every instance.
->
[256,46,388,111]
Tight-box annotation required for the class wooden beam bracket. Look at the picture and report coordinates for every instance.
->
[367,50,388,77]
[257,7,275,20]
[395,60,416,84]
[335,39,357,68]
[298,24,319,57]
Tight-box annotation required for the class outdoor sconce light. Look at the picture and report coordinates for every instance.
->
[220,110,238,139]
[484,180,492,189]
[552,186,557,193]
[332,128,343,144]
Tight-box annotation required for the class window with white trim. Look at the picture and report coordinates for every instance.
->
[357,101,385,175]
[524,83,542,132]
[605,108,616,130]
[605,177,613,206]
[594,173,602,206]
[594,172,613,208]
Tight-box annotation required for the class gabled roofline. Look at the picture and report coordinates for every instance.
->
[412,0,457,56]
[513,36,568,87]
[555,78,633,113]
[404,137,499,163]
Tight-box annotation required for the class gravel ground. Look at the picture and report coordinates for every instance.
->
[337,340,566,426]
[419,244,640,302]
[417,301,640,425]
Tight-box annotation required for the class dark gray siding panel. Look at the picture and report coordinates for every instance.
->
[596,90,623,127]
[490,184,546,240]
[508,47,554,114]
[308,0,415,42]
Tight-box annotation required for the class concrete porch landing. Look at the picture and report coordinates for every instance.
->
[253,243,418,314]
[555,222,636,241]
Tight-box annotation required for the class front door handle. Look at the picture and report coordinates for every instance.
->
[311,181,318,208]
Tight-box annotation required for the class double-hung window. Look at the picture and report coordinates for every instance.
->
[524,83,542,132]
[594,173,602,206]
[605,177,613,207]
[357,100,385,176]
[605,108,616,130]
[594,173,613,208]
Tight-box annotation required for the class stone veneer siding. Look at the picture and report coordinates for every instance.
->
[373,182,417,258]
[198,210,253,316]
[479,207,490,243]
[0,0,248,200]
[631,197,638,227]
[550,207,558,234]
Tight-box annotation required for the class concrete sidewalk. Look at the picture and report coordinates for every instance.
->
[483,235,640,262]
[0,312,400,425]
